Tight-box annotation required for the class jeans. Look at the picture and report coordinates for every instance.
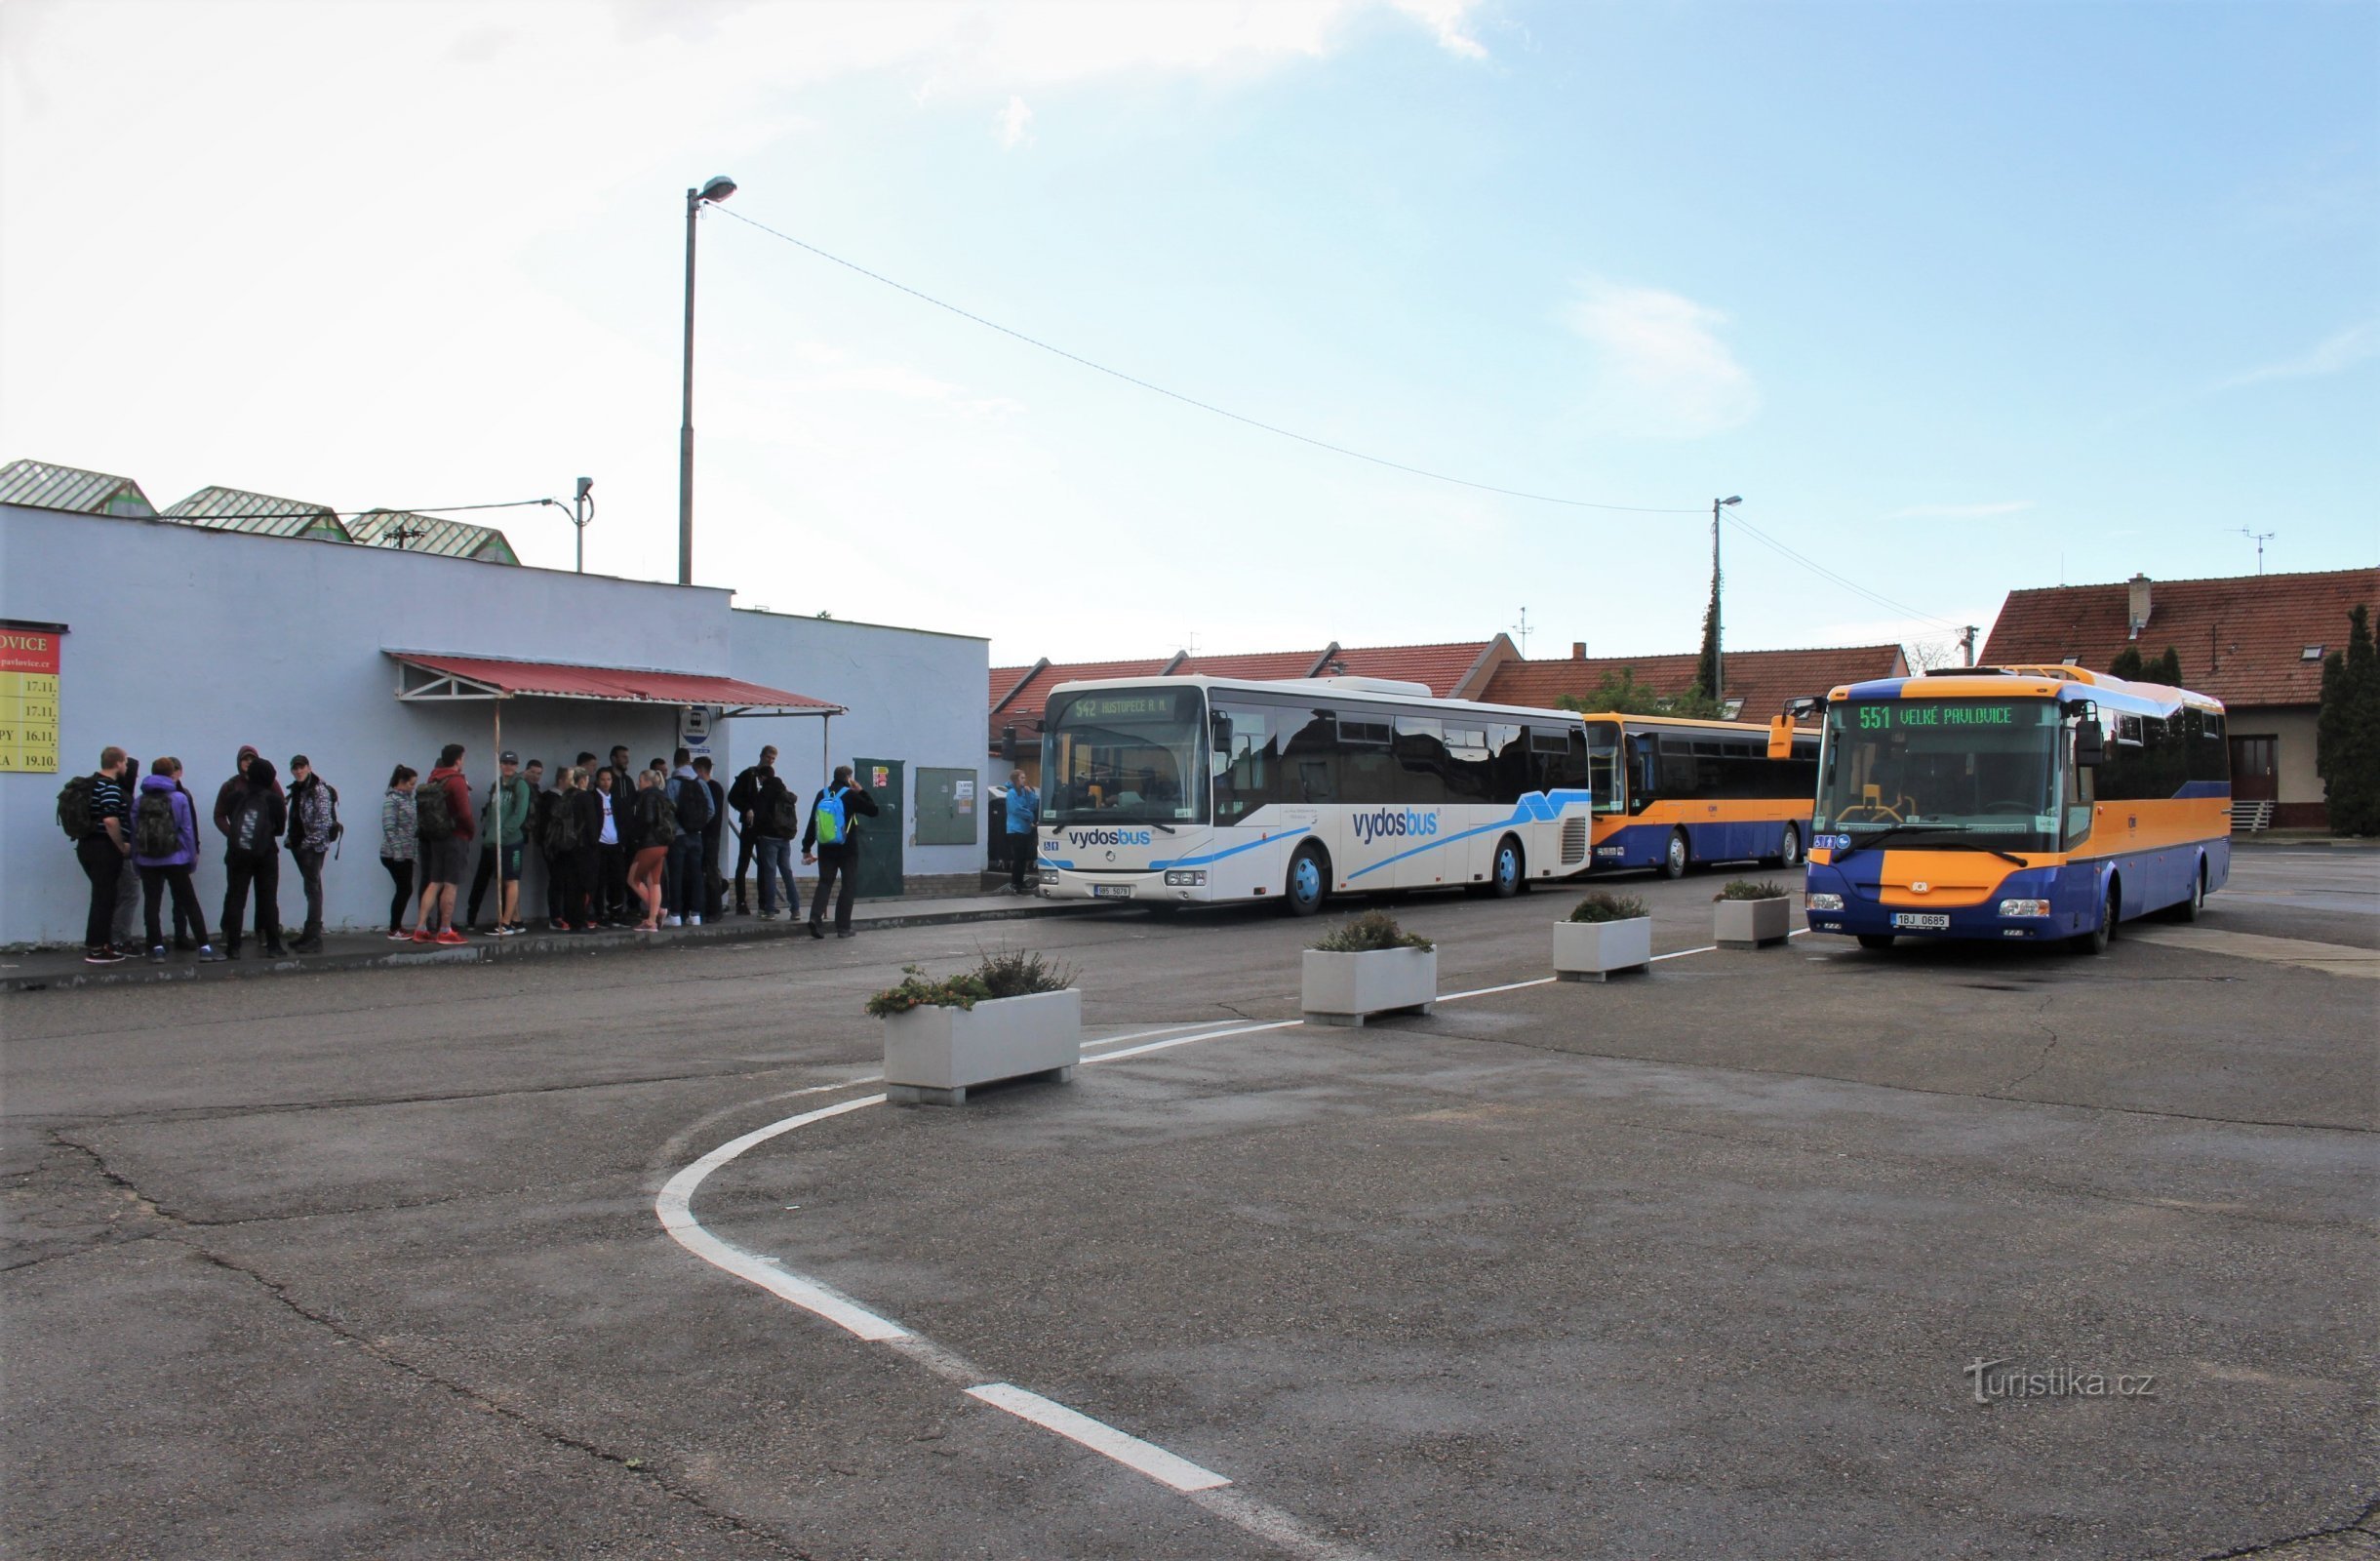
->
[78,836,123,949]
[598,842,626,920]
[111,851,142,947]
[1007,830,1038,890]
[291,846,326,934]
[734,827,757,908]
[141,865,209,948]
[382,856,415,931]
[222,852,281,950]
[668,834,706,918]
[809,849,856,933]
[753,837,797,916]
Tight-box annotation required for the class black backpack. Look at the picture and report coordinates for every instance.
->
[231,788,275,859]
[416,780,456,842]
[546,794,585,852]
[646,786,678,841]
[669,775,710,834]
[766,781,805,838]
[56,775,98,841]
[134,790,181,859]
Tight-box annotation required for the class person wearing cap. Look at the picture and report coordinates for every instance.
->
[284,754,339,954]
[466,750,534,935]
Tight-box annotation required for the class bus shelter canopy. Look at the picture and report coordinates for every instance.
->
[387,651,844,717]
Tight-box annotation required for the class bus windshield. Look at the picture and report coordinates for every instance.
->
[1815,699,2063,853]
[1043,687,1208,826]
[1585,721,1625,813]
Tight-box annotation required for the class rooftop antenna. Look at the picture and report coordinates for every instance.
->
[1511,605,1532,658]
[2237,527,2275,575]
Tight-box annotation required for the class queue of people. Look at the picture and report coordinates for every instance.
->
[60,739,884,964]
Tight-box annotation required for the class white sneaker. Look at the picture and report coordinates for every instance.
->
[689,914,702,926]
[664,914,682,927]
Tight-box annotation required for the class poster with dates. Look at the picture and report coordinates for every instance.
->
[0,624,61,773]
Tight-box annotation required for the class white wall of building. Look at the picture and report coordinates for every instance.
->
[0,504,987,945]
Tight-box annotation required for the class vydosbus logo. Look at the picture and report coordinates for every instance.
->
[1064,827,1152,848]
[1352,808,1440,846]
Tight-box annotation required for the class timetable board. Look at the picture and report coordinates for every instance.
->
[0,625,61,773]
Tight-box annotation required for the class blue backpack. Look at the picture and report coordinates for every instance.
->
[812,787,850,846]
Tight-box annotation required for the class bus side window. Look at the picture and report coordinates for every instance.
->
[1284,713,1339,805]
[1630,735,1658,812]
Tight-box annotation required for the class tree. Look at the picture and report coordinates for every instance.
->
[2316,604,2380,836]
[1693,571,1722,703]
[2108,645,2144,680]
[1905,639,1962,672]
[2145,645,2183,684]
[1556,667,1724,719]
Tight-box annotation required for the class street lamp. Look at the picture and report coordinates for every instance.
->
[1713,496,1740,706]
[678,175,737,586]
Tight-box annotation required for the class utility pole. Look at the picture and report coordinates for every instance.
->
[678,176,737,587]
[1962,624,1979,666]
[1711,496,1740,704]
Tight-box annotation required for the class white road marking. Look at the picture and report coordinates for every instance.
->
[965,1382,1230,1492]
[1440,976,1558,1000]
[1085,1020,1302,1063]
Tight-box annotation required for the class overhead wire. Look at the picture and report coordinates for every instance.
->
[714,206,1703,515]
[1724,506,1966,634]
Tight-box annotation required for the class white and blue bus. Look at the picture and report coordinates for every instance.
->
[1033,674,1817,913]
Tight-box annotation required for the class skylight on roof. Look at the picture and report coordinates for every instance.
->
[2301,645,2324,660]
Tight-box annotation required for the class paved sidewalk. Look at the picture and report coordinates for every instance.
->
[1,891,1094,992]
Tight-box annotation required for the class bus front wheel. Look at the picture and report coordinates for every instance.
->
[1285,844,1329,918]
[1856,934,1894,951]
[1660,829,1689,880]
[2070,884,2119,955]
[1491,836,1525,898]
[1766,823,1803,869]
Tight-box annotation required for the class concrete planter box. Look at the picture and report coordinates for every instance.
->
[1715,897,1793,950]
[1301,947,1437,1027]
[883,987,1081,1106]
[1553,917,1653,981]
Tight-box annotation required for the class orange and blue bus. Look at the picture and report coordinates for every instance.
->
[1579,713,1821,878]
[1798,666,2230,953]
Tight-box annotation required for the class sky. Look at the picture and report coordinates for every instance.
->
[3,0,2374,670]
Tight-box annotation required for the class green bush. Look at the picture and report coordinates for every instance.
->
[864,949,1077,1017]
[1310,909,1433,953]
[1716,878,1790,901]
[1567,890,1649,923]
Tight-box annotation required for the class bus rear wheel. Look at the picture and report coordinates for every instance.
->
[1660,829,1689,880]
[2166,862,2206,923]
[1856,934,1895,951]
[1491,836,1525,899]
[1284,844,1329,918]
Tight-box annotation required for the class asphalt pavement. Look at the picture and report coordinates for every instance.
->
[3,843,2373,1559]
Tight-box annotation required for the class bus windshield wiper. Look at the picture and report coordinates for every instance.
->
[1834,822,2027,867]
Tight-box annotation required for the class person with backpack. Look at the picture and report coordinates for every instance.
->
[219,756,288,960]
[380,765,419,940]
[213,744,261,846]
[801,764,880,940]
[663,748,711,928]
[728,746,778,916]
[62,745,135,964]
[284,755,340,954]
[541,766,593,930]
[1002,767,1041,893]
[132,757,221,963]
[626,767,674,931]
[746,756,803,921]
[109,754,146,953]
[466,751,534,935]
[411,743,474,945]
[694,755,729,922]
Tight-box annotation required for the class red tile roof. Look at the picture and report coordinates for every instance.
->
[1327,639,1507,697]
[1980,568,2379,708]
[1482,644,1908,722]
[1173,648,1329,681]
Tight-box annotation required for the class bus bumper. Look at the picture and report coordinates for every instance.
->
[1800,861,2094,942]
[1037,866,1216,904]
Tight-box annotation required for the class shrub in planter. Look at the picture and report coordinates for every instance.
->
[871,951,1082,1106]
[1555,891,1652,981]
[1714,878,1792,949]
[1303,911,1436,1025]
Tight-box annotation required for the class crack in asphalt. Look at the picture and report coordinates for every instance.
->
[1998,995,2062,1094]
[2201,1496,2380,1558]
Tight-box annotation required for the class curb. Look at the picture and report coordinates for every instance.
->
[3,899,1104,994]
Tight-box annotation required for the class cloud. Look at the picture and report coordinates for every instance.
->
[1387,0,1489,60]
[2217,319,2380,390]
[1563,280,1759,439]
[997,95,1034,149]
[1884,500,2036,521]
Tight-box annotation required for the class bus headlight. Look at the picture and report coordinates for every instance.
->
[1039,869,1059,885]
[1163,870,1207,887]
[1999,899,2051,917]
[1805,893,1844,911]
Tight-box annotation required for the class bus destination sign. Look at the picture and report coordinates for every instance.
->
[1069,694,1180,722]
[1854,702,2018,731]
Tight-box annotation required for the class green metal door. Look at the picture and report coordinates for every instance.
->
[914,767,980,847]
[853,757,905,899]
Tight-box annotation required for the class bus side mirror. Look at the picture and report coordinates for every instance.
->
[1210,713,1234,748]
[1766,714,1795,760]
[2075,720,2106,767]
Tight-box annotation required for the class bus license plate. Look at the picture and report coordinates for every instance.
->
[1091,885,1133,900]
[1892,913,1950,930]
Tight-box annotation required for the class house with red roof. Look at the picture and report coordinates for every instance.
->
[1481,643,1908,724]
[1980,567,2380,828]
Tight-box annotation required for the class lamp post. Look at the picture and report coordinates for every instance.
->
[537,477,597,573]
[678,175,737,586]
[1712,495,1740,706]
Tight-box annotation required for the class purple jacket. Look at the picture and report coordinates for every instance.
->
[131,774,200,868]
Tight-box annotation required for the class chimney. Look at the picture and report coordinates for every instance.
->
[1571,642,1587,660]
[2126,574,2152,640]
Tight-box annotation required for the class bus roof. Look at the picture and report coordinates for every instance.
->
[1043,673,1796,735]
[1827,664,2224,714]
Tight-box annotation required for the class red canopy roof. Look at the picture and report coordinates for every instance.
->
[389,652,843,712]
